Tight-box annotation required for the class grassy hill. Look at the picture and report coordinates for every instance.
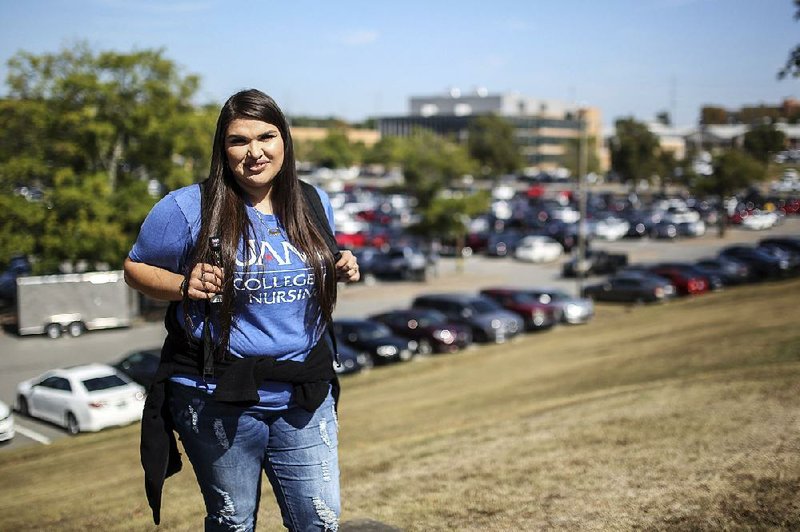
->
[2,279,799,531]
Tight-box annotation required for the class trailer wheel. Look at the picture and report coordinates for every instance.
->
[67,321,84,338]
[45,323,62,339]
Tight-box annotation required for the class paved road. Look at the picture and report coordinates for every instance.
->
[2,219,798,450]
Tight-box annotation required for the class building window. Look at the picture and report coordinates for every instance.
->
[421,104,438,117]
[454,103,472,116]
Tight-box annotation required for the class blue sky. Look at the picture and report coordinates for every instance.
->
[0,0,797,127]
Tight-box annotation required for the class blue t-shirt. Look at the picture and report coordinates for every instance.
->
[128,183,336,410]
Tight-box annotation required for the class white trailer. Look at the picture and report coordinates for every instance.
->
[16,271,138,338]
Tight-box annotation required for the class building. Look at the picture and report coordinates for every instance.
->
[378,89,606,171]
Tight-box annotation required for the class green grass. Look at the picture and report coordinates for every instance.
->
[2,279,800,531]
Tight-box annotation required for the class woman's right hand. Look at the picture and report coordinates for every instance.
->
[186,262,225,300]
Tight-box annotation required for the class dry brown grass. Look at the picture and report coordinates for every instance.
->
[1,279,799,531]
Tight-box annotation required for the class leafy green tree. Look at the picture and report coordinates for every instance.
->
[779,0,800,79]
[692,150,767,237]
[0,43,211,270]
[467,114,522,176]
[396,130,476,208]
[563,136,601,178]
[363,136,405,166]
[609,118,661,188]
[743,124,786,163]
[412,191,490,267]
[306,129,360,168]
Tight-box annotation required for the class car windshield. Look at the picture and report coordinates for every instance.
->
[82,374,129,392]
[413,309,448,326]
[470,299,501,313]
[509,292,540,305]
[352,322,392,339]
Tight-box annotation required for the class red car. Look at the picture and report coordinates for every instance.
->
[479,288,561,331]
[647,265,709,296]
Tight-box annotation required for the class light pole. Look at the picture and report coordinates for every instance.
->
[575,108,589,296]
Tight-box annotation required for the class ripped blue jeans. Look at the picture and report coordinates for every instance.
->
[169,383,340,532]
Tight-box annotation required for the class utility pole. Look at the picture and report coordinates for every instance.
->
[575,108,589,296]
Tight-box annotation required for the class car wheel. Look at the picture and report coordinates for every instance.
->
[17,396,29,416]
[45,323,62,339]
[65,412,80,435]
[417,339,433,356]
[67,321,84,338]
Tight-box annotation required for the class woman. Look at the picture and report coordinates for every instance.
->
[124,88,359,531]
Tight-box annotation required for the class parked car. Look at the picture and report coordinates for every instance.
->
[112,348,161,387]
[485,230,525,257]
[479,288,561,331]
[520,288,594,324]
[694,257,753,285]
[0,399,15,442]
[368,308,472,354]
[368,245,430,281]
[719,245,792,279]
[582,274,676,303]
[647,264,711,296]
[333,339,370,375]
[757,241,800,273]
[0,254,32,303]
[513,235,563,263]
[16,363,146,435]
[562,249,628,278]
[411,293,523,343]
[332,319,416,365]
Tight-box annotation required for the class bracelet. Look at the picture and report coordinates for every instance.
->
[179,277,189,298]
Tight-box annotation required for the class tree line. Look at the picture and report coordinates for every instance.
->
[2,43,789,272]
[0,44,527,273]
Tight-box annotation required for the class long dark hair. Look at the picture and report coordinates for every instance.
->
[184,89,337,358]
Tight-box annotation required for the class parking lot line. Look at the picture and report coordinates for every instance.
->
[15,425,52,445]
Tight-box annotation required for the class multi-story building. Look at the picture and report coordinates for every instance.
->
[378,88,606,171]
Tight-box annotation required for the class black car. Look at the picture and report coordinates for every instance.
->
[333,339,370,375]
[332,319,416,365]
[694,257,753,285]
[411,293,524,344]
[112,348,161,387]
[485,230,525,257]
[562,249,628,278]
[369,308,472,354]
[718,245,792,279]
[582,274,677,303]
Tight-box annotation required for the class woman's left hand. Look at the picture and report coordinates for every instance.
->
[335,250,360,283]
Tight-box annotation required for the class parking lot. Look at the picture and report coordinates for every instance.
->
[1,217,798,450]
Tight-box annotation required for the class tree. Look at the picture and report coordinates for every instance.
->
[743,124,786,163]
[0,43,211,271]
[396,130,476,208]
[411,191,490,269]
[655,111,672,126]
[609,118,661,188]
[563,136,601,178]
[466,114,522,177]
[306,129,361,168]
[691,150,766,237]
[778,0,800,79]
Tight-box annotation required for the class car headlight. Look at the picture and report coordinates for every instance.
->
[565,303,581,316]
[779,260,789,269]
[490,319,501,329]
[433,329,454,343]
[376,345,398,357]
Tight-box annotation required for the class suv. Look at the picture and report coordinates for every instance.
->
[411,293,523,343]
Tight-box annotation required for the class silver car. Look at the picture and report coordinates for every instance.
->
[524,288,594,324]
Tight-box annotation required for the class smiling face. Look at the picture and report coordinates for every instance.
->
[224,118,285,206]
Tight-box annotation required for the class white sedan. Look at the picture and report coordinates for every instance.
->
[0,399,14,442]
[16,363,145,435]
[514,236,563,263]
